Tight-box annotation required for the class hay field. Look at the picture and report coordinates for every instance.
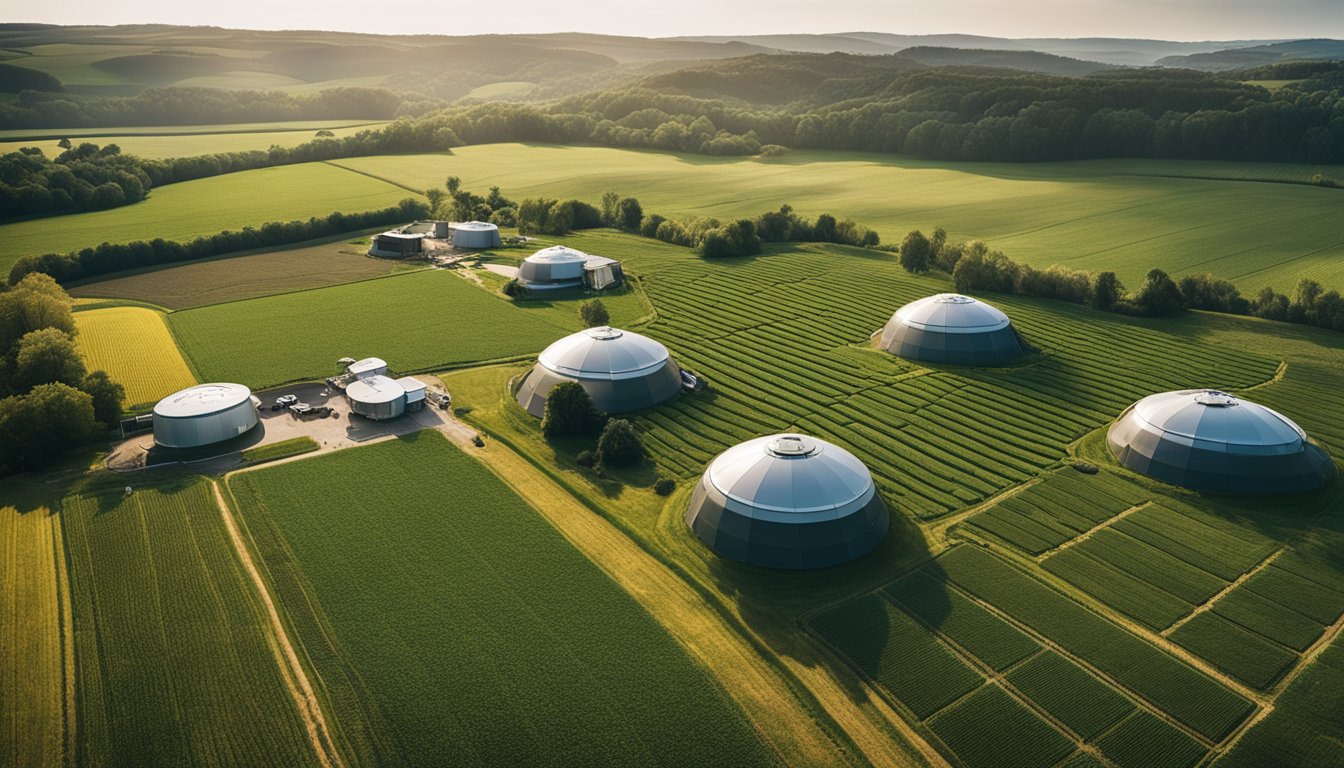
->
[73,306,197,407]
[333,144,1344,291]
[227,432,778,768]
[0,162,412,275]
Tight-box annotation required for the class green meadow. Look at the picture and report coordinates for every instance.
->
[0,162,410,274]
[0,122,390,159]
[334,144,1344,291]
[227,432,777,768]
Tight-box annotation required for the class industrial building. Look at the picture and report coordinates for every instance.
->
[346,375,427,421]
[684,434,890,570]
[369,231,425,258]
[515,326,681,417]
[879,293,1024,366]
[517,246,624,291]
[1108,389,1335,493]
[451,221,502,249]
[152,383,260,449]
[346,357,388,380]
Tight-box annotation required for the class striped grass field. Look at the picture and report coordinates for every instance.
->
[73,305,197,408]
[60,479,316,766]
[227,432,778,768]
[0,501,67,768]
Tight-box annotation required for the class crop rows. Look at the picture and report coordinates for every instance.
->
[1005,651,1135,741]
[967,470,1148,554]
[73,306,198,407]
[885,571,1038,672]
[1169,612,1299,690]
[925,684,1075,768]
[59,481,315,766]
[228,432,776,768]
[1,502,65,768]
[1093,711,1206,768]
[934,545,1254,741]
[626,245,1277,519]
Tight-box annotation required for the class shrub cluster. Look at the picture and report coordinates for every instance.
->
[9,197,429,284]
[1,143,152,215]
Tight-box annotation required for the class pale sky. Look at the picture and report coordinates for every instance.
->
[6,0,1344,40]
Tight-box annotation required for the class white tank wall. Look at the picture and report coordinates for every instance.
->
[153,400,259,448]
[453,227,501,249]
[350,395,406,421]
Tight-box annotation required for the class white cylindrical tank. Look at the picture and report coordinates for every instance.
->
[153,383,259,448]
[346,375,407,421]
[452,221,502,249]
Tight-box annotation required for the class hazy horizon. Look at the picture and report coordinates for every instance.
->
[5,0,1344,42]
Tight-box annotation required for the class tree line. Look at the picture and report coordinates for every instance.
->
[0,274,125,475]
[0,86,424,129]
[8,198,429,285]
[897,227,1344,332]
[2,142,151,215]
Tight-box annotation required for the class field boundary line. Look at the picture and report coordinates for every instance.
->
[929,476,1044,540]
[1237,361,1289,394]
[1162,549,1284,638]
[51,515,76,768]
[1037,502,1151,560]
[209,481,343,768]
[322,160,425,195]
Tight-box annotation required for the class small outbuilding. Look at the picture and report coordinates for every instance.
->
[1108,389,1336,493]
[684,434,890,570]
[517,246,623,291]
[369,232,425,258]
[153,383,260,449]
[515,326,680,417]
[346,357,389,381]
[879,293,1024,366]
[451,221,502,249]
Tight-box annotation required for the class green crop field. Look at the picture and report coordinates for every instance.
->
[226,432,778,767]
[0,122,390,159]
[168,270,582,386]
[0,473,318,767]
[1,498,66,768]
[73,305,198,407]
[69,237,408,309]
[332,143,1344,291]
[0,161,412,275]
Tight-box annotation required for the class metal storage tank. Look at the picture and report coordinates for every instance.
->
[515,326,681,416]
[879,293,1024,366]
[451,221,501,249]
[346,375,407,421]
[517,246,589,289]
[153,383,259,449]
[685,434,890,570]
[1108,389,1335,493]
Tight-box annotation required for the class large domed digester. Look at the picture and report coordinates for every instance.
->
[515,326,682,417]
[1108,389,1335,493]
[879,293,1024,366]
[451,221,501,249]
[685,434,890,570]
[517,246,590,290]
[153,383,259,448]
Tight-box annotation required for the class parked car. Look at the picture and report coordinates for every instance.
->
[680,370,707,393]
[275,394,298,407]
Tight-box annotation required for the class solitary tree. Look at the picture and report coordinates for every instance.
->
[578,299,610,328]
[541,382,606,439]
[57,137,72,149]
[596,419,644,467]
[616,197,643,232]
[899,230,932,273]
[425,188,446,218]
[601,191,620,226]
[315,129,335,137]
[1128,269,1185,316]
[445,176,461,196]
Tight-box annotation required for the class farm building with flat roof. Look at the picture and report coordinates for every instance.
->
[879,293,1024,366]
[1108,389,1336,493]
[369,231,424,258]
[684,434,890,570]
[515,326,680,416]
[152,382,260,448]
[346,374,427,421]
